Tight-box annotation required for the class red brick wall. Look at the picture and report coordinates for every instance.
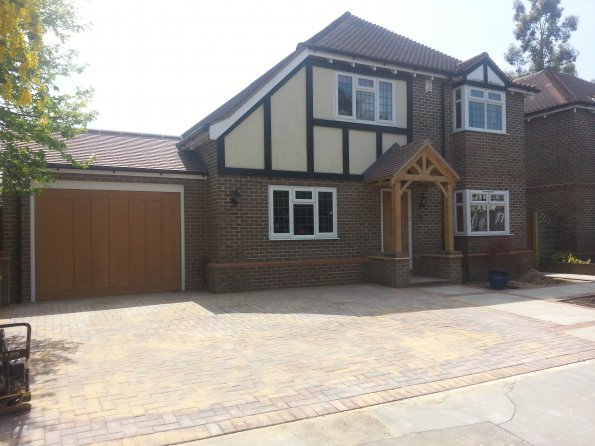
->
[2,172,208,302]
[526,108,595,256]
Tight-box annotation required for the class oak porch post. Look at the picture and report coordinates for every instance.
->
[443,183,454,252]
[392,180,402,254]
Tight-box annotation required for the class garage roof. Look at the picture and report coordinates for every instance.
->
[41,130,207,175]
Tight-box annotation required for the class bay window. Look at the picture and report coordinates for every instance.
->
[454,189,509,236]
[454,86,506,133]
[269,186,337,239]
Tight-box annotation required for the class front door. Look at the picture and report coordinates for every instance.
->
[382,190,411,266]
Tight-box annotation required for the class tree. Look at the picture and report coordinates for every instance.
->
[505,0,579,78]
[0,0,95,195]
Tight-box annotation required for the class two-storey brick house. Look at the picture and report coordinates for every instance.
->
[180,12,535,292]
[2,12,536,301]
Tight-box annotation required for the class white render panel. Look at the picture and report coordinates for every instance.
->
[382,133,408,152]
[349,130,376,174]
[467,66,484,82]
[313,126,343,173]
[224,105,265,169]
[487,66,505,86]
[271,68,307,172]
[313,66,335,120]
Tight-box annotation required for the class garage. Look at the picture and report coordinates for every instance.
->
[34,187,182,300]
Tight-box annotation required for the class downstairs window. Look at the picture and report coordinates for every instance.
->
[455,190,509,236]
[269,186,337,239]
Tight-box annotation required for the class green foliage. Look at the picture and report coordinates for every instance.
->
[505,0,579,78]
[0,0,96,195]
[552,251,591,264]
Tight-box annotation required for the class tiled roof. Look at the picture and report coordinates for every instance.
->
[455,52,489,73]
[301,12,460,74]
[517,70,595,115]
[363,140,428,183]
[38,130,206,174]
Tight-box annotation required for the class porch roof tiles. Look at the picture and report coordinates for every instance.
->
[363,140,428,183]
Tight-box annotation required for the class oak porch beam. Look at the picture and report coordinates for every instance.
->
[444,183,454,252]
[392,180,402,254]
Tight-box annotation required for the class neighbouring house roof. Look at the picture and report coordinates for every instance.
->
[517,70,595,115]
[38,130,207,174]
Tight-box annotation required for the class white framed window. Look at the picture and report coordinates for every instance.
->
[453,86,506,133]
[269,186,337,239]
[336,73,396,125]
[454,189,509,236]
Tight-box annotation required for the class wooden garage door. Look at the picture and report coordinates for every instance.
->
[35,189,181,300]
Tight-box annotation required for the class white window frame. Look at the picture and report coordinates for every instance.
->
[454,189,510,236]
[453,85,506,134]
[268,185,338,240]
[335,72,397,126]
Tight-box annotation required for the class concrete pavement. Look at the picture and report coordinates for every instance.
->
[186,359,595,446]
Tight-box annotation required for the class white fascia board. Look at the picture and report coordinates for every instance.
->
[48,167,206,180]
[209,48,310,140]
[526,104,595,120]
[509,87,537,95]
[310,50,449,80]
[31,180,185,193]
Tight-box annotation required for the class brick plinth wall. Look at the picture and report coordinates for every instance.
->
[464,250,533,282]
[207,258,367,293]
[365,255,410,288]
[418,252,463,284]
[540,261,595,275]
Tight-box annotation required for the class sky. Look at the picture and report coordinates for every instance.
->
[68,0,595,136]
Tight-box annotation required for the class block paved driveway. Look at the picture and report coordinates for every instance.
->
[1,284,595,446]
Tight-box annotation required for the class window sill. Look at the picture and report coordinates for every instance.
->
[335,115,397,127]
[455,233,513,237]
[269,236,339,241]
[452,128,507,135]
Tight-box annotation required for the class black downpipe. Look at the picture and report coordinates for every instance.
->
[16,193,22,302]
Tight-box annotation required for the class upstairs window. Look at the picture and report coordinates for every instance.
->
[453,86,506,133]
[454,189,509,236]
[337,73,395,125]
[269,186,337,239]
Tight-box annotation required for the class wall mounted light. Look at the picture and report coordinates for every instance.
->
[419,193,427,209]
[229,190,240,207]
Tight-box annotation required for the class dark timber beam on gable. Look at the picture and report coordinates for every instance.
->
[306,62,314,173]
[264,97,272,171]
